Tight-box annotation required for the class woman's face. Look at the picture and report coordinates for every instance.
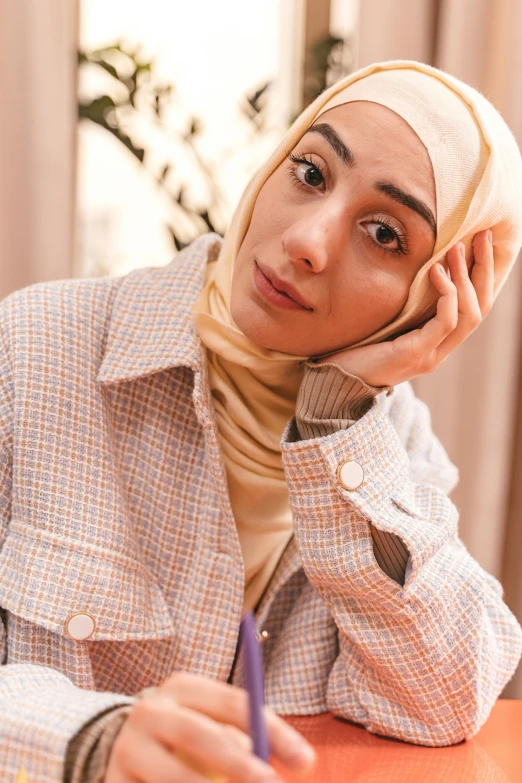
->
[230,100,437,356]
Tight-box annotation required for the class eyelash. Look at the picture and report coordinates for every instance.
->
[285,152,410,257]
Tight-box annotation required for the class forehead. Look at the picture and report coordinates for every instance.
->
[312,101,436,208]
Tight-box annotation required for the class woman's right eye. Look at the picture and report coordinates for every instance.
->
[285,152,326,191]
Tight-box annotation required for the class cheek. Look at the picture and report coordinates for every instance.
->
[332,264,411,320]
[247,171,294,237]
[372,273,410,311]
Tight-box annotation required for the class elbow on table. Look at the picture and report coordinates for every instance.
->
[327,688,498,748]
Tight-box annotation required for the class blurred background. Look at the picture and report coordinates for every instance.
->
[1,0,522,697]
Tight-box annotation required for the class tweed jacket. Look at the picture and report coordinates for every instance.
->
[0,232,521,783]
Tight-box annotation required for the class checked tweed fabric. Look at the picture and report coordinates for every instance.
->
[0,233,520,783]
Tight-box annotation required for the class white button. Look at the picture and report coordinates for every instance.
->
[337,460,364,490]
[65,612,96,640]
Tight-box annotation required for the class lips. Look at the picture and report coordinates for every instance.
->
[255,261,313,310]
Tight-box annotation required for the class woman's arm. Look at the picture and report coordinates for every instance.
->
[0,295,137,783]
[64,688,159,783]
[296,359,411,586]
[281,369,522,746]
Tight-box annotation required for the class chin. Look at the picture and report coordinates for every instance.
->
[238,319,282,350]
[232,313,296,353]
[231,298,273,347]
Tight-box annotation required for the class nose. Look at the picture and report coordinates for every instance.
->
[281,203,346,273]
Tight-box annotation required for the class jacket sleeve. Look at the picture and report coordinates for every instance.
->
[296,360,411,586]
[281,371,522,747]
[64,705,133,783]
[0,301,137,783]
[64,688,158,783]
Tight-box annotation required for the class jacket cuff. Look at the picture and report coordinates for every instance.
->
[0,664,137,783]
[281,398,456,598]
[65,686,159,782]
[65,705,133,783]
[296,359,394,440]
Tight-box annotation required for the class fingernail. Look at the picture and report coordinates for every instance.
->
[459,242,465,258]
[487,229,493,243]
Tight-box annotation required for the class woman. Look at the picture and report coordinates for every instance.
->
[1,59,521,783]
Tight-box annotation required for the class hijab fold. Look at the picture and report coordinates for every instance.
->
[191,60,522,613]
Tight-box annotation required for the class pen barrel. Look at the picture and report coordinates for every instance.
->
[240,612,270,762]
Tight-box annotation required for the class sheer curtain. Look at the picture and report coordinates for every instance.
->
[0,0,78,301]
[357,0,522,698]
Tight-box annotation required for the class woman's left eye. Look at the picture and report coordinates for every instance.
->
[285,152,410,257]
[362,216,409,256]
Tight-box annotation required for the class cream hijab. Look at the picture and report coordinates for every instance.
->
[191,60,522,613]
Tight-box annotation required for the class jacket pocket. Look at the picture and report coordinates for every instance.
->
[0,527,176,642]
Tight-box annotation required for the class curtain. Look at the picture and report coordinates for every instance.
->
[0,0,79,301]
[357,0,522,698]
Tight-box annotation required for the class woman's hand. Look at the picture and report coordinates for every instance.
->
[314,229,494,388]
[104,671,316,783]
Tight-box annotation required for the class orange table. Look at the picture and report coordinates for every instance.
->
[272,700,521,783]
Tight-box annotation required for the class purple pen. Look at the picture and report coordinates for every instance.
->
[239,611,270,762]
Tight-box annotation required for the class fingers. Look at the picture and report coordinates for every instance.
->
[418,229,493,366]
[133,696,277,782]
[469,229,495,316]
[445,239,482,326]
[163,672,316,771]
[417,253,458,351]
[436,229,493,345]
[114,724,211,783]
[221,723,254,754]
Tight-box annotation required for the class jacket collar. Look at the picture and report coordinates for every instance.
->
[97,232,223,385]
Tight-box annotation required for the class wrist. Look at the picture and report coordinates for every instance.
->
[305,359,394,396]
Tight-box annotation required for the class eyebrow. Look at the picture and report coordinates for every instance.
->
[304,122,437,238]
